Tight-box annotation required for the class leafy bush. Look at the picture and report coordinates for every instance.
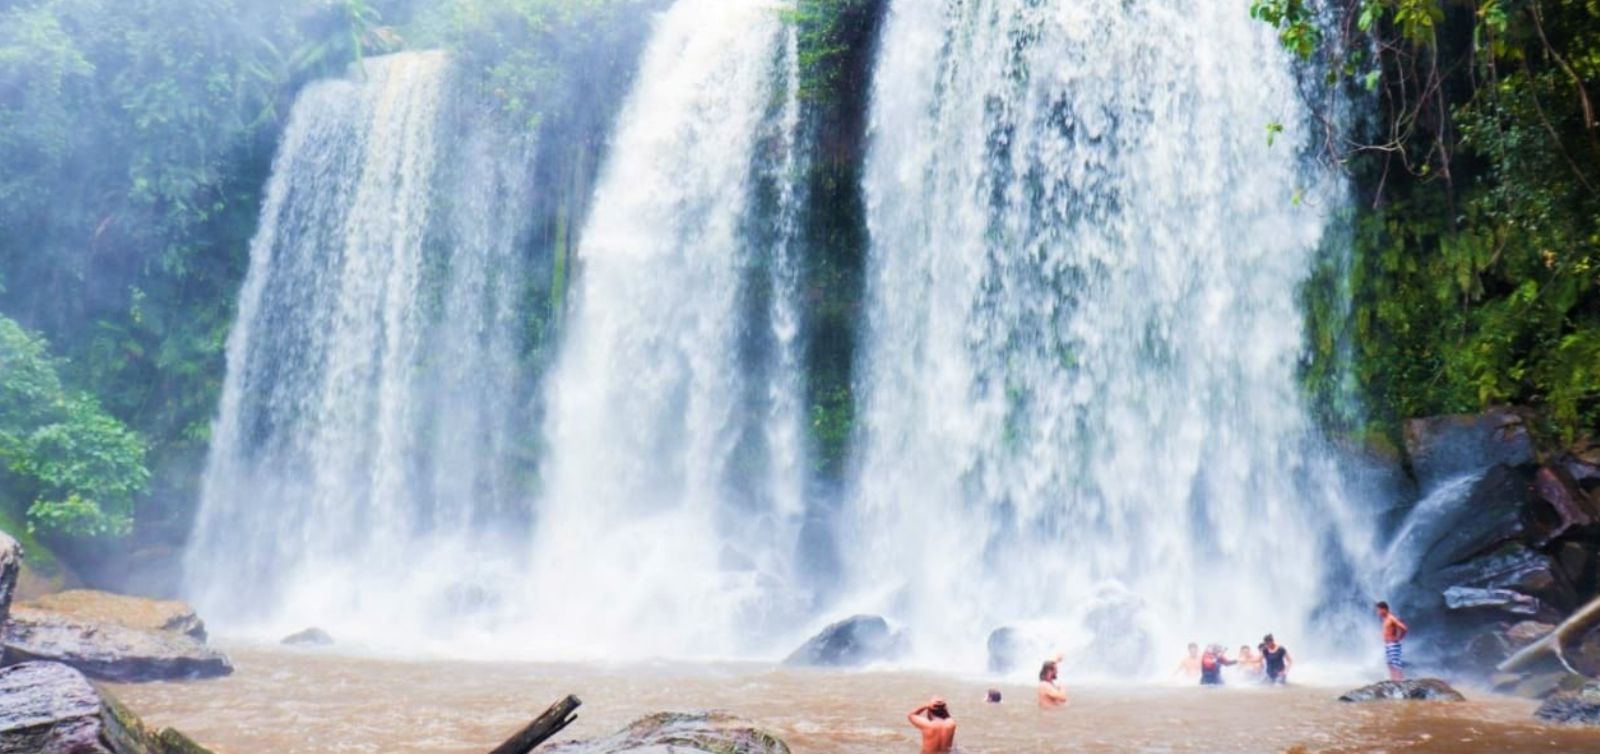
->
[0,317,148,537]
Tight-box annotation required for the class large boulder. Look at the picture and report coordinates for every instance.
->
[784,615,905,668]
[1337,678,1466,702]
[281,627,335,647]
[3,607,231,683]
[0,661,214,754]
[1403,409,1535,489]
[985,627,1048,675]
[0,533,18,626]
[1531,466,1598,542]
[24,591,206,642]
[543,712,789,754]
[1535,681,1600,725]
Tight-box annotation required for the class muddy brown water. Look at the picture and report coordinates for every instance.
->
[107,645,1600,753]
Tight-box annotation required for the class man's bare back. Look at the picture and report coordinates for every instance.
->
[907,698,956,753]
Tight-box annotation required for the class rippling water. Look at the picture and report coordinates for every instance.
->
[106,645,1600,753]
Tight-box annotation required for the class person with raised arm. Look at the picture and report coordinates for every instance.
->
[1038,654,1070,708]
[906,697,956,753]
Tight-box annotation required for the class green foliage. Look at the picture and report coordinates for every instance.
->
[1261,0,1600,444]
[0,317,148,538]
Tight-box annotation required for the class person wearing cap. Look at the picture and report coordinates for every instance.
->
[907,697,956,753]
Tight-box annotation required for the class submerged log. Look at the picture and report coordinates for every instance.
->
[1498,594,1600,676]
[488,695,581,754]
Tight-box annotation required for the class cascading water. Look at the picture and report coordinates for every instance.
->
[185,51,539,641]
[521,0,809,657]
[842,0,1371,672]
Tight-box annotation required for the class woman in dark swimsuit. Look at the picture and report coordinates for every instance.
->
[1259,634,1292,684]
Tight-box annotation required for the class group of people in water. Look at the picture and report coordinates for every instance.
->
[1174,633,1292,685]
[905,601,1412,753]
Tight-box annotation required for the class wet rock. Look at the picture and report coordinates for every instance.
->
[1404,409,1535,490]
[281,627,334,647]
[1567,626,1600,677]
[24,591,206,642]
[784,615,905,668]
[0,661,214,754]
[1078,587,1152,676]
[1405,465,1540,594]
[1443,586,1545,617]
[543,711,789,754]
[0,533,18,626]
[1507,621,1557,649]
[1437,544,1575,615]
[1510,671,1588,699]
[1338,678,1466,702]
[3,607,232,683]
[1531,466,1598,542]
[1555,542,1597,594]
[1535,681,1600,725]
[986,625,1053,675]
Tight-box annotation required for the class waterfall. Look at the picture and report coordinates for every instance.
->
[185,51,539,640]
[843,0,1370,672]
[522,0,808,657]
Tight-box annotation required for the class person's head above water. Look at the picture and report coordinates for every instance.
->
[1376,600,1391,616]
[1039,660,1058,682]
[985,689,1001,704]
[928,698,950,719]
[1262,633,1276,648]
[1187,642,1199,656]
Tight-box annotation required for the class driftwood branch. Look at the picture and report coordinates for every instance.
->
[488,695,582,754]
[1498,595,1600,676]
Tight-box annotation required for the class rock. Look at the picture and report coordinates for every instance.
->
[1404,409,1535,490]
[24,591,206,642]
[281,627,334,647]
[985,625,1055,675]
[1443,586,1545,617]
[784,615,905,668]
[1535,681,1600,725]
[3,607,232,683]
[0,661,215,753]
[1555,542,1597,594]
[1510,670,1588,699]
[0,533,18,626]
[1531,466,1598,542]
[1507,621,1557,649]
[1568,625,1600,677]
[543,712,789,754]
[1077,586,1152,675]
[1338,678,1467,702]
[1437,544,1575,615]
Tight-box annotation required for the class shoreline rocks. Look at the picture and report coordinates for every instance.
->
[544,711,789,754]
[784,615,906,668]
[4,607,232,683]
[24,591,206,642]
[0,661,215,754]
[1338,679,1466,702]
[1535,681,1600,726]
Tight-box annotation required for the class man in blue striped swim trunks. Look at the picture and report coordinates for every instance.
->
[1377,601,1409,681]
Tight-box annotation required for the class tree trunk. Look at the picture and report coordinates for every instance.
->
[487,695,582,754]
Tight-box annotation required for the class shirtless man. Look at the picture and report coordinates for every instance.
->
[907,698,956,753]
[1173,643,1202,680]
[1377,601,1409,681]
[1236,644,1264,680]
[1038,657,1069,708]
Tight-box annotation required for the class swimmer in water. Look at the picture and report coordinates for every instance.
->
[907,697,956,753]
[1199,644,1236,686]
[1259,634,1292,685]
[1236,644,1264,680]
[1038,656,1069,708]
[1173,642,1202,680]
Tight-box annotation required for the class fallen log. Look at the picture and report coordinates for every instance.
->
[1499,594,1600,676]
[488,695,582,754]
